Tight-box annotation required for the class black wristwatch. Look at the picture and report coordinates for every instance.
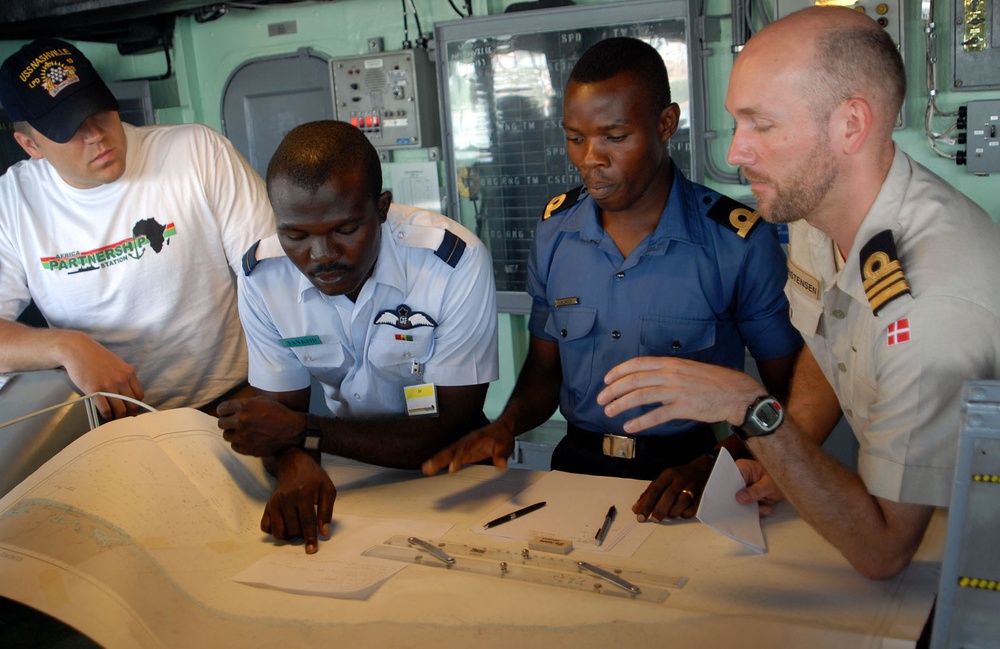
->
[734,396,784,441]
[301,414,322,451]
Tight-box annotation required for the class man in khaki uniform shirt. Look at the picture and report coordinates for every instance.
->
[784,147,1000,508]
[593,7,1000,579]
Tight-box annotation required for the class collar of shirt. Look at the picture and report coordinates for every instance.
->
[553,165,708,259]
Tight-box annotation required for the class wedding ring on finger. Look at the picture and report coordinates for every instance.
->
[680,489,695,499]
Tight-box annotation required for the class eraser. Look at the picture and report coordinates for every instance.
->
[528,535,573,554]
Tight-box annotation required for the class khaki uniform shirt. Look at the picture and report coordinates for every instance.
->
[786,147,1000,507]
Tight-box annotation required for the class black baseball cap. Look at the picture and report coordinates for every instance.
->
[0,38,119,144]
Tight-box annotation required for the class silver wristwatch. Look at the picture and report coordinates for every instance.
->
[734,396,784,441]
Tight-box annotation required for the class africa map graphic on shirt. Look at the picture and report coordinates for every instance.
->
[39,219,177,273]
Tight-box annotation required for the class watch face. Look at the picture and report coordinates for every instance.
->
[755,401,782,429]
[738,397,783,440]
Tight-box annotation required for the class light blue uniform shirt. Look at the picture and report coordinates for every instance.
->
[239,204,499,418]
[528,167,801,437]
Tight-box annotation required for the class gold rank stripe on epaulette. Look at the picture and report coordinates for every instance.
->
[973,474,1000,483]
[957,576,1000,591]
[543,185,585,220]
[705,194,763,239]
[860,229,911,315]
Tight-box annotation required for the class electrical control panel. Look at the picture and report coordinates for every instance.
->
[775,0,902,48]
[964,99,1000,174]
[953,0,1000,90]
[330,48,439,150]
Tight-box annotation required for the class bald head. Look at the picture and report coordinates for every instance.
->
[741,7,905,131]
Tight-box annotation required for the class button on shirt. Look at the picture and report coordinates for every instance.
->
[239,204,499,418]
[528,167,801,437]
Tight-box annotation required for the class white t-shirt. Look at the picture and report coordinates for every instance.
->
[239,204,499,417]
[0,122,275,409]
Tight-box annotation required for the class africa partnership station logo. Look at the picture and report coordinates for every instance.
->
[39,219,177,274]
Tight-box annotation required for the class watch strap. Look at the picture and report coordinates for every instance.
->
[302,414,322,451]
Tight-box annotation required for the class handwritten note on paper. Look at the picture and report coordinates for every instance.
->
[470,471,656,557]
[233,515,452,599]
[695,448,766,553]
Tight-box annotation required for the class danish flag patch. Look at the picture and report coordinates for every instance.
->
[887,318,910,346]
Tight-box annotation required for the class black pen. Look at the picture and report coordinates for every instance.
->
[595,505,616,546]
[483,501,547,529]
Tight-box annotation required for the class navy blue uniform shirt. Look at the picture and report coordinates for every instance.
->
[527,165,802,437]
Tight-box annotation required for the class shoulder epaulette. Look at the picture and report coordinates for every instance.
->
[241,237,285,276]
[542,185,585,220]
[705,194,763,239]
[396,225,467,268]
[860,229,910,315]
[434,230,467,268]
[241,241,262,276]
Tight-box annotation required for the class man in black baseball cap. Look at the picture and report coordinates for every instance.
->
[0,38,275,421]
[0,38,119,144]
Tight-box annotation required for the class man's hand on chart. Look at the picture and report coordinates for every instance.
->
[633,457,713,522]
[421,420,515,475]
[421,422,514,475]
[61,331,144,420]
[263,447,336,554]
[217,396,307,457]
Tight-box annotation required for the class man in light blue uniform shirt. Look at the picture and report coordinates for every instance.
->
[425,38,801,523]
[218,121,498,554]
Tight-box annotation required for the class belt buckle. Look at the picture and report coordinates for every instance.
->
[601,434,636,459]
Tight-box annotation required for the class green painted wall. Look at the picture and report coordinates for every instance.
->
[2,0,997,419]
[696,2,999,219]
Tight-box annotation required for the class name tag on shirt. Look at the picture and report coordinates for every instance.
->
[279,335,323,348]
[405,383,438,417]
[787,259,820,300]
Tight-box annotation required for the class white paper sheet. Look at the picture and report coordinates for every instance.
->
[695,448,766,553]
[232,515,452,599]
[389,162,442,212]
[471,470,656,556]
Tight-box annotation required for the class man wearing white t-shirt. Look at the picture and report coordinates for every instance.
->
[0,38,274,419]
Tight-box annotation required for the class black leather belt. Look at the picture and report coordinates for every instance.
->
[564,422,715,466]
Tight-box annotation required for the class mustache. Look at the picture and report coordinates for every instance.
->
[311,261,352,274]
[740,167,768,183]
[584,174,613,185]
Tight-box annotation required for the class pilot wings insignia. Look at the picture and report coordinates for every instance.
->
[373,304,438,330]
